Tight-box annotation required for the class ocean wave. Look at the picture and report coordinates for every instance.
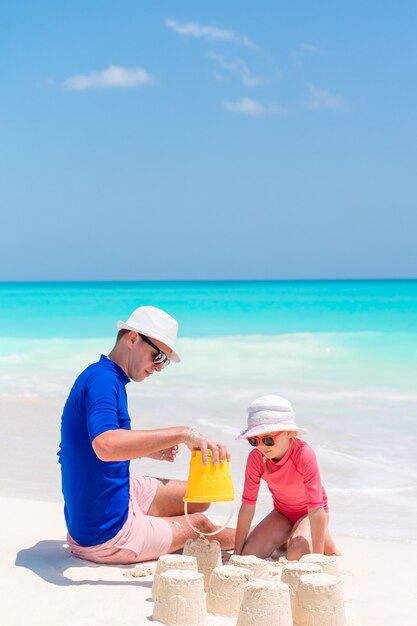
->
[327,485,417,495]
[316,447,417,474]
[1,334,417,408]
[195,418,241,437]
[0,354,22,364]
[288,389,417,401]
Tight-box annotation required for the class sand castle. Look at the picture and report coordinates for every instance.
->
[206,564,253,617]
[236,580,293,626]
[229,553,270,579]
[152,569,206,626]
[152,554,198,600]
[150,548,345,626]
[297,572,346,626]
[300,553,340,576]
[183,538,222,591]
[281,562,323,623]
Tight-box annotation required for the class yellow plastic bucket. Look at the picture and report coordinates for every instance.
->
[183,449,234,503]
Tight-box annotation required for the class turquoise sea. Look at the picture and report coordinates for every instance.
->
[1,280,417,541]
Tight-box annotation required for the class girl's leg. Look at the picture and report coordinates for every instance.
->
[241,510,293,558]
[287,512,341,559]
[286,514,311,560]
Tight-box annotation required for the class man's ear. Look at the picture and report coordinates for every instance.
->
[287,431,295,439]
[127,331,138,347]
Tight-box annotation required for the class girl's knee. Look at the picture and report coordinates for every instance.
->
[286,536,310,561]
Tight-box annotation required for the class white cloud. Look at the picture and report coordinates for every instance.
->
[293,42,318,69]
[208,51,275,86]
[63,65,153,91]
[166,18,255,49]
[307,84,351,111]
[223,98,265,117]
[300,43,318,53]
[224,98,288,117]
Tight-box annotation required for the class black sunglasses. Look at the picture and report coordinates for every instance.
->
[138,333,170,367]
[247,432,283,447]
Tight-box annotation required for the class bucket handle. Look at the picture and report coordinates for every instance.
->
[184,499,235,537]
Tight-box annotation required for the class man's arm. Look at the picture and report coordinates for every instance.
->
[92,426,229,464]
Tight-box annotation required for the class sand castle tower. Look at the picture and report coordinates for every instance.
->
[152,569,207,626]
[183,538,222,591]
[206,564,254,618]
[281,561,322,623]
[236,580,293,626]
[296,572,346,626]
[300,553,340,576]
[229,554,270,579]
[152,554,198,600]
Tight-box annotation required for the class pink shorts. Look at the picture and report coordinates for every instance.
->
[67,476,173,564]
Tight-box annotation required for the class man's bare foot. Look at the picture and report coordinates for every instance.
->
[214,526,236,551]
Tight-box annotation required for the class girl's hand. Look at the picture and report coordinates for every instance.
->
[146,445,179,462]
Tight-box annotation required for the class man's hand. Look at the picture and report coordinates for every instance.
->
[184,428,230,465]
[146,445,179,462]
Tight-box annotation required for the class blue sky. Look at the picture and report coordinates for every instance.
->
[1,1,416,280]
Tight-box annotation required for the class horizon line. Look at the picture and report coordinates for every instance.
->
[0,277,416,285]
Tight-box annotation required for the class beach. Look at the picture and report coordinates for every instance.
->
[1,280,417,624]
[3,494,417,625]
[2,389,417,625]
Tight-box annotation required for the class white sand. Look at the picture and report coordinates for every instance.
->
[2,495,417,626]
[1,396,416,625]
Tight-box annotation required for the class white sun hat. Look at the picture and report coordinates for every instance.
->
[117,306,180,363]
[238,394,306,438]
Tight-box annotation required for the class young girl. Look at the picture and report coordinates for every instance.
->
[234,395,340,559]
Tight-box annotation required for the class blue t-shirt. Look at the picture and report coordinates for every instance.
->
[57,355,131,546]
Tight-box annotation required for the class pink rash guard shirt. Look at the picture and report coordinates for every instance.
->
[242,438,328,523]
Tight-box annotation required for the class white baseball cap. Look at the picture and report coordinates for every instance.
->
[238,394,306,438]
[117,306,180,363]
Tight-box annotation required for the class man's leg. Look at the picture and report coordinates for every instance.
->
[163,511,235,552]
[147,478,210,517]
[147,478,235,551]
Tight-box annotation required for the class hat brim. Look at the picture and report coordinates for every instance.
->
[238,424,307,439]
[117,321,180,363]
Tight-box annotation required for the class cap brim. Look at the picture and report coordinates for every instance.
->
[117,321,180,363]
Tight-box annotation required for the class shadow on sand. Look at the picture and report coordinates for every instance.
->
[15,539,153,588]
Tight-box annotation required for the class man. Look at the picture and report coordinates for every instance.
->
[58,305,235,564]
